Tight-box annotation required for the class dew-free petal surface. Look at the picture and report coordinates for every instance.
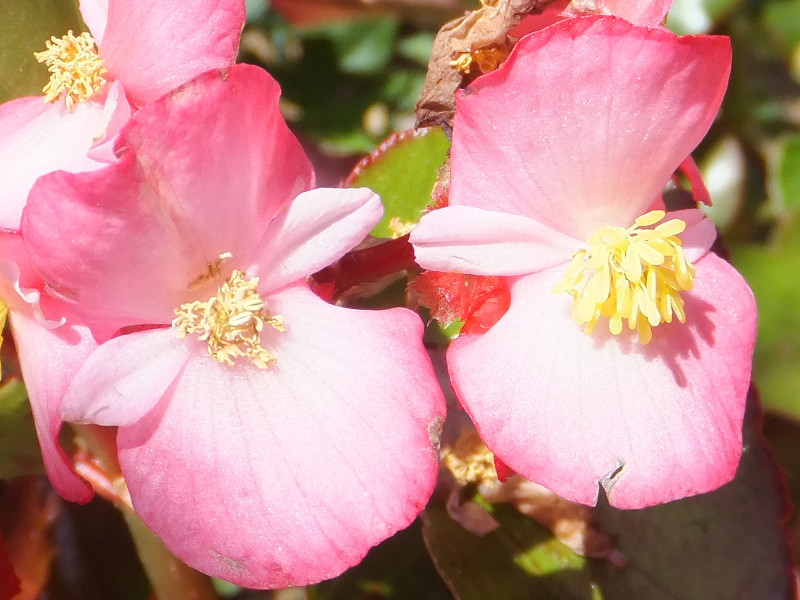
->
[448,255,755,508]
[99,0,245,105]
[62,328,189,427]
[0,96,107,229]
[410,205,578,276]
[450,16,731,239]
[117,284,445,587]
[9,310,95,503]
[255,187,383,293]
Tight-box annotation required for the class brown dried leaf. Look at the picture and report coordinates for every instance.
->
[415,0,557,127]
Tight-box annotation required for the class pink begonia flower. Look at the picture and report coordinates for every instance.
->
[0,0,245,229]
[411,16,756,509]
[0,232,95,503]
[22,64,445,588]
[512,0,672,38]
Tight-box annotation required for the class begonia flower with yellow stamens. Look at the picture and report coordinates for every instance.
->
[411,16,756,509]
[22,64,445,588]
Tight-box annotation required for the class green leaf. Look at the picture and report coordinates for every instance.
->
[0,378,44,478]
[423,504,599,600]
[0,0,83,103]
[423,393,792,599]
[348,127,450,238]
[775,135,800,212]
[310,521,452,600]
[300,19,399,75]
[734,218,800,418]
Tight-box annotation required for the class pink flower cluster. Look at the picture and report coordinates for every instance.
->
[0,0,756,590]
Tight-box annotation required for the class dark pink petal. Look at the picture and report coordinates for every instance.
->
[254,188,383,294]
[450,16,731,240]
[100,0,245,105]
[410,205,578,275]
[0,97,107,229]
[448,255,755,508]
[61,328,189,427]
[117,284,445,588]
[9,310,95,503]
[23,65,313,337]
[79,0,109,44]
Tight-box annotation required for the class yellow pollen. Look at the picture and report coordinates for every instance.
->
[450,44,511,76]
[173,270,286,369]
[442,429,499,488]
[35,31,107,110]
[553,210,696,344]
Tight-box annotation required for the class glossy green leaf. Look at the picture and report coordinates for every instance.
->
[348,127,450,238]
[0,378,44,478]
[0,0,83,103]
[734,219,800,418]
[423,394,792,599]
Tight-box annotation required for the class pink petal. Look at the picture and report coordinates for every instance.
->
[410,205,578,276]
[0,97,107,229]
[100,0,246,105]
[61,328,189,427]
[254,188,383,294]
[85,81,132,163]
[510,0,570,38]
[79,0,109,44]
[448,255,755,508]
[9,310,95,503]
[602,0,672,25]
[450,16,731,240]
[672,208,717,262]
[23,65,314,337]
[116,284,445,588]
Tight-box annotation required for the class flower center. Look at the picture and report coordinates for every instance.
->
[553,210,695,344]
[173,269,286,369]
[34,31,107,110]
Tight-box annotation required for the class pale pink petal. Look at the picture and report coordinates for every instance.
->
[117,284,445,588]
[449,255,755,508]
[602,0,672,26]
[100,0,246,105]
[9,310,95,503]
[79,0,109,44]
[254,188,383,293]
[410,205,578,276]
[23,65,313,337]
[671,208,717,262]
[450,16,731,240]
[85,81,132,163]
[62,328,189,427]
[0,97,107,229]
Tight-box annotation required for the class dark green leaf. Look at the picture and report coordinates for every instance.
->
[0,379,44,479]
[423,393,792,599]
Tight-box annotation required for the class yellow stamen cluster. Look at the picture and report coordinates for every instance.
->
[173,270,286,369]
[553,210,695,344]
[442,428,499,488]
[34,31,107,110]
[450,45,511,76]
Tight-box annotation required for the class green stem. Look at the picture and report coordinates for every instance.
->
[122,508,220,600]
[71,424,220,600]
